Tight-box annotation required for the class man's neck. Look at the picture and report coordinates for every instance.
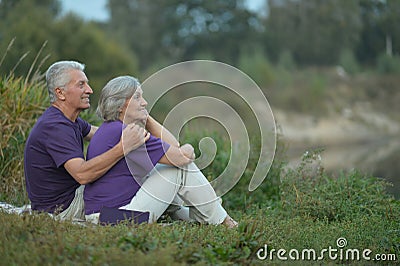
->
[52,102,80,122]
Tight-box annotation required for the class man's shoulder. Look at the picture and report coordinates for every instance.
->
[39,106,69,123]
[31,107,75,137]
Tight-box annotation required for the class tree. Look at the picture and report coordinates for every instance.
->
[0,0,138,106]
[50,14,138,95]
[180,0,262,65]
[357,0,400,64]
[0,0,60,76]
[264,0,362,65]
[107,0,261,71]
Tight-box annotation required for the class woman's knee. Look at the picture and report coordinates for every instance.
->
[152,164,183,185]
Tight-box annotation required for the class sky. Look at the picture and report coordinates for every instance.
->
[60,0,266,21]
[61,0,109,21]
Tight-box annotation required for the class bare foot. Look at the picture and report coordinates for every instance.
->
[222,215,238,228]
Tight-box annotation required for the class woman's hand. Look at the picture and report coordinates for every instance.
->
[158,143,195,167]
[180,144,195,161]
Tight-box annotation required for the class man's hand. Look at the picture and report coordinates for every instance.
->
[122,123,150,155]
[65,123,150,185]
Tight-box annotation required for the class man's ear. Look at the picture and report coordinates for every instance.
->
[55,88,65,100]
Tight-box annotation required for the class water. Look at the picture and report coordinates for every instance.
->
[286,136,400,199]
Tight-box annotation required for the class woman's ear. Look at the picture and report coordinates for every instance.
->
[55,88,65,100]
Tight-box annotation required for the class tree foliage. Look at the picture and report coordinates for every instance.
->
[357,0,400,64]
[0,0,399,85]
[0,0,138,97]
[106,0,399,71]
[264,0,362,65]
[107,0,261,70]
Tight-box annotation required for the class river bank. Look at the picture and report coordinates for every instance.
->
[274,103,400,198]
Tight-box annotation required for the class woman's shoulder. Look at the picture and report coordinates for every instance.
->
[104,120,124,133]
[101,120,124,132]
[91,121,123,144]
[87,121,123,158]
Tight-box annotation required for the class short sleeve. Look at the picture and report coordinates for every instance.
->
[125,135,170,179]
[77,117,91,138]
[145,135,171,165]
[45,122,85,167]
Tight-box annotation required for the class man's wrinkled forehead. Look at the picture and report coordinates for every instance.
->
[66,69,89,84]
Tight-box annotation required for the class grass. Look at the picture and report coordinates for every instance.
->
[1,53,399,264]
[1,161,399,265]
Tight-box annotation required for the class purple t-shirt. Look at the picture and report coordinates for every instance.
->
[24,106,91,213]
[83,120,170,215]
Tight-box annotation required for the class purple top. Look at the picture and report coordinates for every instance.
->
[24,106,91,213]
[83,120,170,214]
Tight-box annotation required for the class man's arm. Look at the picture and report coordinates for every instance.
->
[65,123,150,185]
[145,116,180,147]
[84,125,98,141]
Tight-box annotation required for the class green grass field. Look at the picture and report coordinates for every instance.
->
[1,166,399,265]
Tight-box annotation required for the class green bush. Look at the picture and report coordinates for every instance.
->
[377,53,400,74]
[339,49,360,75]
[237,49,275,88]
[0,47,49,204]
[277,50,297,72]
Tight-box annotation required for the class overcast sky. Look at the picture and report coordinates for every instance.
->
[60,0,265,21]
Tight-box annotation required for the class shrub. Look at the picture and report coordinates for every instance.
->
[277,50,297,72]
[339,49,360,75]
[237,48,275,88]
[279,150,399,222]
[377,53,400,74]
[0,44,49,204]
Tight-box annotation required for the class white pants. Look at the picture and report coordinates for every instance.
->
[56,185,85,221]
[86,163,227,225]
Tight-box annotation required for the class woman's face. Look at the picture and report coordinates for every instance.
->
[121,87,148,125]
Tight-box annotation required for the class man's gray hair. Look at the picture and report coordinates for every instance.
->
[46,61,85,103]
[97,76,140,121]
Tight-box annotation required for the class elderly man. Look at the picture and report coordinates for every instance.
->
[24,61,148,221]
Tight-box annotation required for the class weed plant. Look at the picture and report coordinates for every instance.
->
[0,42,49,204]
[280,150,399,222]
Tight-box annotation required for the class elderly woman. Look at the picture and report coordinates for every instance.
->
[84,76,237,228]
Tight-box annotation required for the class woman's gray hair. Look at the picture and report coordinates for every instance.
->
[46,61,85,103]
[97,76,140,121]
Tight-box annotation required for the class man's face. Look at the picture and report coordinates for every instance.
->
[62,69,93,111]
[122,87,148,125]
